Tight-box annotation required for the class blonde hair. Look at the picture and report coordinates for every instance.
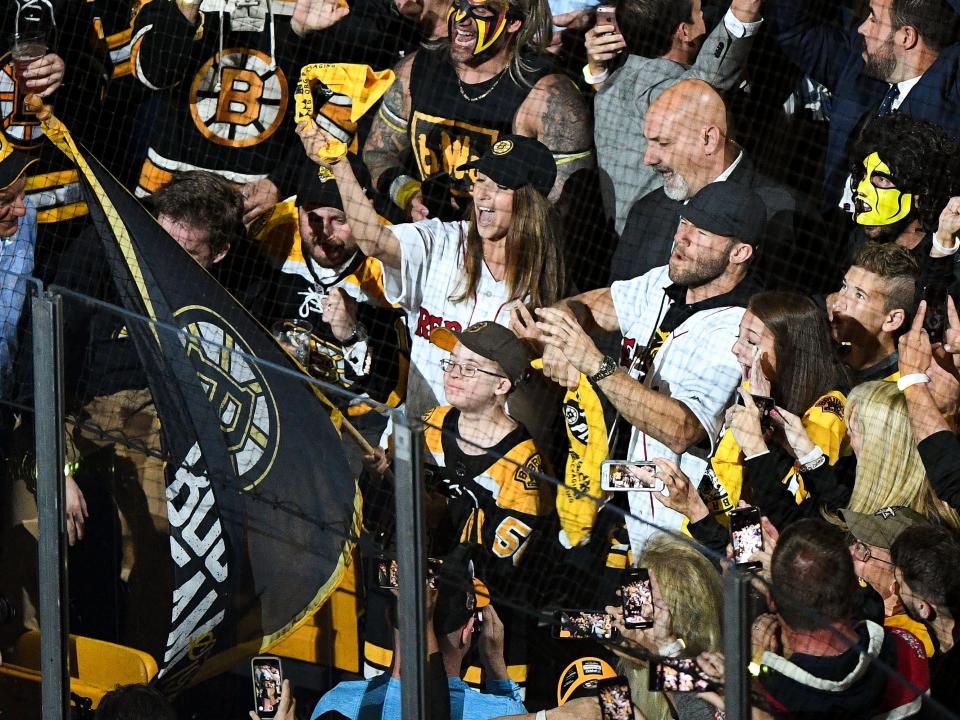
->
[843,381,959,528]
[620,537,723,720]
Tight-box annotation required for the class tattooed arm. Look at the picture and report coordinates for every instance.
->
[514,73,594,201]
[362,52,421,212]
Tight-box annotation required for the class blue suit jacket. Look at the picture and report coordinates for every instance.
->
[773,0,960,207]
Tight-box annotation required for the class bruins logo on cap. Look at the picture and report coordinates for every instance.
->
[492,140,513,156]
[317,166,336,183]
[465,321,491,333]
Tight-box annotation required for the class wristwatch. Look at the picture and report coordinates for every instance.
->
[588,355,617,383]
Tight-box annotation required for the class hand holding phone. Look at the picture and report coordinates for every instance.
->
[251,656,283,719]
[598,676,635,720]
[601,461,664,492]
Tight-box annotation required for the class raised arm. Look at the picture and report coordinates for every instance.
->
[769,0,853,91]
[297,123,402,268]
[362,53,423,215]
[682,0,764,92]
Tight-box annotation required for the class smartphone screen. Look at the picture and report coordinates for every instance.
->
[730,506,763,569]
[621,568,654,629]
[648,658,714,692]
[923,283,948,345]
[552,610,617,640]
[376,557,399,589]
[597,676,635,720]
[601,461,664,492]
[596,5,620,34]
[738,392,775,434]
[251,656,283,718]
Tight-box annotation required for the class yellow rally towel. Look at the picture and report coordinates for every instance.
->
[294,63,395,163]
[532,360,609,547]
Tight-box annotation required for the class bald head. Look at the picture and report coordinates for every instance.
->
[644,80,734,199]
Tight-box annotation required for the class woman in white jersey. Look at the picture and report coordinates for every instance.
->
[298,124,566,415]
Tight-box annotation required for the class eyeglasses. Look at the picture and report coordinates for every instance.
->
[440,358,505,379]
[851,540,894,565]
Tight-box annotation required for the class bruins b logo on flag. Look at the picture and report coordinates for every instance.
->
[175,306,280,491]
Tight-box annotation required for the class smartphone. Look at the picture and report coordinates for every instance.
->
[251,656,283,718]
[738,392,775,434]
[621,568,654,629]
[730,506,763,570]
[601,461,664,492]
[376,557,442,589]
[596,5,620,34]
[923,283,948,345]
[597,676,635,720]
[552,609,617,640]
[648,657,715,692]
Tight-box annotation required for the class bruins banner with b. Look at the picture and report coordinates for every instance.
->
[41,106,360,696]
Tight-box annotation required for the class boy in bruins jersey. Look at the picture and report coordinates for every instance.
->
[424,321,553,598]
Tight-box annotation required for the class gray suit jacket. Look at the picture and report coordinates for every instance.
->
[594,16,757,234]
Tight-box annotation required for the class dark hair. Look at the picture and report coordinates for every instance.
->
[748,292,851,415]
[95,684,177,720]
[616,0,694,57]
[771,519,858,631]
[455,185,565,308]
[851,241,920,316]
[891,524,960,613]
[891,0,960,54]
[146,171,246,259]
[849,114,956,233]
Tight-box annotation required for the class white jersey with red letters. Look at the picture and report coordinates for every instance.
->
[610,266,745,555]
[383,218,521,417]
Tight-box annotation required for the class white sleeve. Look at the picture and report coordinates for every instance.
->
[610,266,668,336]
[381,219,450,312]
[671,310,743,456]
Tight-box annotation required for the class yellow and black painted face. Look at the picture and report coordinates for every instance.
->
[447,0,513,58]
[854,151,913,226]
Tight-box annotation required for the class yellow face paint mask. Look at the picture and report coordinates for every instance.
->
[446,0,513,58]
[854,151,913,227]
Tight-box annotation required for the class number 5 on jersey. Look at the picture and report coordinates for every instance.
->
[492,516,533,564]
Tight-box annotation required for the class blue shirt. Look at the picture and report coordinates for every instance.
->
[0,199,37,397]
[310,675,526,720]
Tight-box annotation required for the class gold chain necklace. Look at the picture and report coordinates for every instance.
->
[457,68,508,102]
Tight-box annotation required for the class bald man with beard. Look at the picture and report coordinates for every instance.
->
[609,79,829,293]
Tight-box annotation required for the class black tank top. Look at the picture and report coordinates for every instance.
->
[408,46,553,196]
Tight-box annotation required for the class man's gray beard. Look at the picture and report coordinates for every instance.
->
[663,172,690,201]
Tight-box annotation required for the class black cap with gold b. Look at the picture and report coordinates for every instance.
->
[430,321,531,388]
[458,135,556,196]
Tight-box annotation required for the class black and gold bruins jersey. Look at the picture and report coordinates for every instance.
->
[422,404,553,597]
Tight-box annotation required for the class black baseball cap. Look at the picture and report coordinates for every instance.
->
[295,153,373,210]
[679,181,767,247]
[430,321,531,387]
[0,134,37,190]
[458,135,556,196]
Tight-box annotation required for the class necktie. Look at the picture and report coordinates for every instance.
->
[877,84,901,117]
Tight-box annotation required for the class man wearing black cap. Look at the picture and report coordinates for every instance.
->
[0,134,38,397]
[532,181,762,555]
[267,156,410,412]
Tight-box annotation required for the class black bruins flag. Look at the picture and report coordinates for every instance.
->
[39,103,360,695]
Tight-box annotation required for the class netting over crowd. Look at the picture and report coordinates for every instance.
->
[1,0,960,719]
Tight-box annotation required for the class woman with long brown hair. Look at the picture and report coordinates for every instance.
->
[299,123,565,415]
